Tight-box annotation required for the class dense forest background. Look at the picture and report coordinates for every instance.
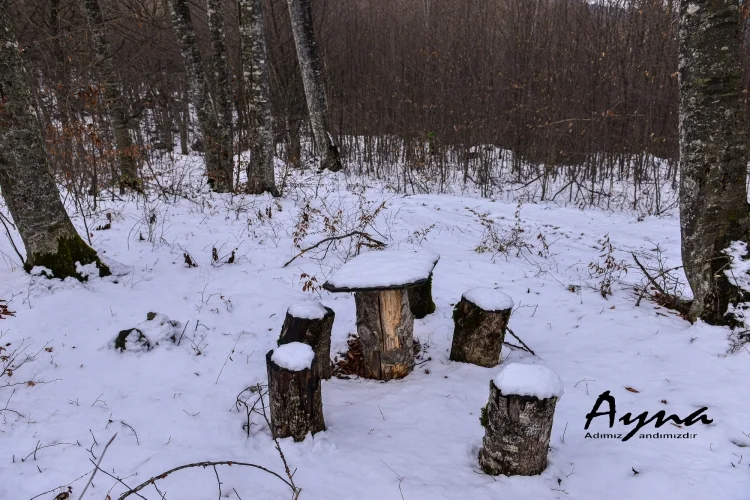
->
[9,0,735,209]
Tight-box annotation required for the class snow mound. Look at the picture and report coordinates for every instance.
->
[113,312,183,352]
[492,363,564,399]
[325,249,439,290]
[272,342,315,371]
[463,287,514,311]
[288,301,329,320]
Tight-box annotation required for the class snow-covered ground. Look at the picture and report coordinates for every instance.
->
[1,159,748,500]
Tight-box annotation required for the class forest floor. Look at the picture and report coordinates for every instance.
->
[0,158,748,500]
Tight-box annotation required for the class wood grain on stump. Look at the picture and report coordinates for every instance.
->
[355,289,415,380]
[479,380,558,476]
[407,274,436,319]
[266,350,326,442]
[449,297,511,367]
[278,307,335,379]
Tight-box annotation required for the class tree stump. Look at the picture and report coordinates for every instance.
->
[407,273,436,319]
[266,343,326,442]
[479,363,563,476]
[278,301,335,379]
[450,288,513,367]
[355,289,415,380]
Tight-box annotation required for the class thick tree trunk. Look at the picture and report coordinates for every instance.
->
[278,305,335,379]
[0,12,109,280]
[449,297,510,368]
[407,274,436,319]
[167,0,232,192]
[479,380,558,476]
[206,0,234,188]
[266,349,326,441]
[354,290,414,380]
[285,0,342,172]
[240,0,278,195]
[81,0,140,191]
[678,0,750,324]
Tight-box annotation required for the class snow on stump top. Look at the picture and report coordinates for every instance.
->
[287,301,330,320]
[462,287,514,312]
[479,363,562,476]
[271,342,315,371]
[492,363,563,400]
[323,249,440,292]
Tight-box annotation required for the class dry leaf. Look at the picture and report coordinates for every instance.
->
[625,387,639,393]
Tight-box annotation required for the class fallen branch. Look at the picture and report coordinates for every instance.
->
[77,433,117,500]
[116,460,297,500]
[283,231,385,267]
[506,326,536,356]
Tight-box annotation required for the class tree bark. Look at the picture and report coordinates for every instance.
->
[266,349,326,442]
[81,0,140,191]
[167,0,232,192]
[285,0,342,172]
[354,289,414,380]
[206,0,234,188]
[407,274,436,319]
[678,0,750,324]
[449,297,510,368]
[479,380,558,476]
[0,11,109,280]
[278,306,335,379]
[240,0,278,195]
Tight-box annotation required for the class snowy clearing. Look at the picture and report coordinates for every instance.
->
[0,165,748,500]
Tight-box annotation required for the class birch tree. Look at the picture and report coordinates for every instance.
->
[81,0,140,191]
[206,0,234,189]
[0,9,109,279]
[240,0,277,194]
[678,0,750,324]
[285,0,342,172]
[167,0,233,192]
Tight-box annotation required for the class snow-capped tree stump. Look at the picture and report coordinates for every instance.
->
[479,363,563,476]
[278,302,335,379]
[266,343,326,442]
[407,273,436,319]
[354,289,414,380]
[450,288,514,367]
[322,250,439,381]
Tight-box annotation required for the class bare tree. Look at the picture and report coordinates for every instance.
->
[0,8,109,279]
[285,0,342,172]
[678,0,750,323]
[206,0,234,188]
[167,0,233,192]
[81,0,140,191]
[240,0,277,194]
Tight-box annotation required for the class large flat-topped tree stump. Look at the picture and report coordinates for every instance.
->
[323,250,439,380]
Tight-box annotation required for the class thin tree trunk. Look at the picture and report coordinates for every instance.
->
[240,0,278,194]
[81,0,140,191]
[285,0,342,172]
[167,0,231,192]
[678,0,750,324]
[206,0,234,188]
[0,11,109,280]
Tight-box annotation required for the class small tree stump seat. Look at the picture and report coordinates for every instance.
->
[479,363,563,476]
[450,287,513,367]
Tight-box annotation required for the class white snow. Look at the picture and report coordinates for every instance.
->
[271,342,315,371]
[724,241,750,291]
[0,159,747,500]
[462,287,514,311]
[325,249,439,290]
[287,301,329,319]
[492,363,564,400]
